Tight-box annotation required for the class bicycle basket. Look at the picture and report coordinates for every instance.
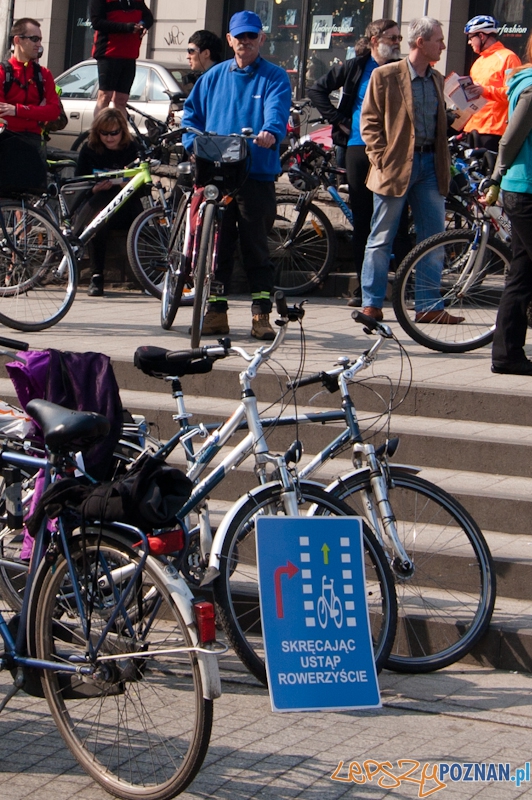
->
[193,134,250,194]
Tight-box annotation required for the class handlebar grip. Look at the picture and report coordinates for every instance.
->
[0,335,29,351]
[352,310,380,331]
[274,291,288,317]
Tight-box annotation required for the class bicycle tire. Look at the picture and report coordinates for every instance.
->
[35,531,213,800]
[270,195,336,295]
[70,130,89,152]
[127,204,177,299]
[444,198,475,231]
[190,202,215,348]
[328,469,496,672]
[392,229,511,353]
[0,202,77,332]
[161,263,187,330]
[213,481,397,685]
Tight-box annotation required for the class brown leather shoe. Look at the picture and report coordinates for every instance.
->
[202,309,229,335]
[362,306,384,322]
[415,310,465,324]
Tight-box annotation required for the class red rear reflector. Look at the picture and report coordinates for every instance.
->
[147,528,185,555]
[194,601,216,644]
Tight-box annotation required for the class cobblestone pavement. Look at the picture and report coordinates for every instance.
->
[2,664,532,799]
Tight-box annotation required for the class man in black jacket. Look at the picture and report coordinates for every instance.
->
[308,19,401,302]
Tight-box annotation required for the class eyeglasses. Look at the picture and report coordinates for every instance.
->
[234,32,259,41]
[468,34,481,42]
[187,47,200,55]
[381,34,402,42]
[18,35,42,42]
[100,128,121,137]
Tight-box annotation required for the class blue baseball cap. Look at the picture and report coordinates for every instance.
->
[229,11,263,37]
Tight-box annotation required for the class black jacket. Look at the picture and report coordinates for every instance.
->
[307,52,372,148]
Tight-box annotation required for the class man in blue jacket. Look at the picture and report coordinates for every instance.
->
[181,10,291,340]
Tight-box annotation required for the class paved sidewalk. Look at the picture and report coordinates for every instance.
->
[2,663,532,799]
[4,289,532,397]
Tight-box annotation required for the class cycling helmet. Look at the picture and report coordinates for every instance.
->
[287,164,320,192]
[464,15,499,35]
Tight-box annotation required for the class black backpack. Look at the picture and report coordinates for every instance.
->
[1,59,44,103]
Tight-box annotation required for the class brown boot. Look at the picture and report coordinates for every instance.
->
[202,308,229,335]
[251,313,275,340]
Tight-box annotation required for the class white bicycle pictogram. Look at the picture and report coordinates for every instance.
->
[317,575,343,629]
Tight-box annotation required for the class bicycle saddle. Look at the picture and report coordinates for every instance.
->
[25,398,110,452]
[134,345,215,379]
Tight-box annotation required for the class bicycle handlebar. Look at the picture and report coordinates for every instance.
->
[0,335,29,352]
[352,310,393,338]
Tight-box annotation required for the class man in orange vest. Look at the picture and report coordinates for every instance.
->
[463,15,521,151]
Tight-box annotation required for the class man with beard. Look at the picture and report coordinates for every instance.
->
[358,16,461,324]
[308,19,402,303]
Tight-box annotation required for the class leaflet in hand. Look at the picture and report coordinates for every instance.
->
[444,72,486,131]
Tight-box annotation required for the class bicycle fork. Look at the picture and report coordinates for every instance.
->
[354,442,414,576]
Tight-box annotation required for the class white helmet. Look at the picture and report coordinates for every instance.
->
[464,15,499,35]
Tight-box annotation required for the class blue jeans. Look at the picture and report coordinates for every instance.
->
[361,152,445,309]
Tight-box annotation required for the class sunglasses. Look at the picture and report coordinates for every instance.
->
[18,35,42,42]
[234,32,259,41]
[381,34,402,42]
[100,128,121,137]
[187,47,200,55]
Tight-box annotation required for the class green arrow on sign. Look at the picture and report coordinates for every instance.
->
[321,543,330,564]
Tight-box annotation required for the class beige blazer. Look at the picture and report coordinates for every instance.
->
[361,58,450,197]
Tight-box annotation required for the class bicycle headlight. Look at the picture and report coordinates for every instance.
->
[204,184,219,200]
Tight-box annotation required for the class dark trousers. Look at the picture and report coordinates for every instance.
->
[345,145,373,278]
[492,191,532,365]
[214,178,276,313]
[73,189,143,278]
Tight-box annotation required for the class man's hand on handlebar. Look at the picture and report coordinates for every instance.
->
[254,131,276,149]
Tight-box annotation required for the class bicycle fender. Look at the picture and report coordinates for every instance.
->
[148,555,222,700]
[204,479,328,580]
[325,463,421,495]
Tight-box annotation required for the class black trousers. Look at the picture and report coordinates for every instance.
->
[214,178,276,312]
[73,188,143,278]
[492,191,532,365]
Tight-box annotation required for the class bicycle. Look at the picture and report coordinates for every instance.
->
[159,127,255,345]
[0,374,222,799]
[133,294,397,684]
[276,310,496,672]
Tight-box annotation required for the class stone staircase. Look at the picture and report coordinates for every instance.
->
[4,354,531,673]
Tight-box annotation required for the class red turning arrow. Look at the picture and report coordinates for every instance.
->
[274,560,299,618]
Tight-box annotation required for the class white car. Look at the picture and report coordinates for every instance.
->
[48,58,195,149]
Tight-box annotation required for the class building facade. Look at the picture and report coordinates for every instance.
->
[10,0,530,89]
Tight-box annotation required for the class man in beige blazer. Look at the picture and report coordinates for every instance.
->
[358,17,463,324]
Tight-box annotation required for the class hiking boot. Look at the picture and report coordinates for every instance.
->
[202,308,229,335]
[88,274,104,297]
[251,314,275,340]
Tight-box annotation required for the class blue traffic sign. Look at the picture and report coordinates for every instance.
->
[256,516,381,712]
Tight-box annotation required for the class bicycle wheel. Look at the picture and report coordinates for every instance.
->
[161,195,190,329]
[392,229,511,353]
[190,202,215,348]
[0,202,77,332]
[35,531,213,800]
[214,482,397,685]
[127,203,179,299]
[329,469,496,672]
[270,195,336,295]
